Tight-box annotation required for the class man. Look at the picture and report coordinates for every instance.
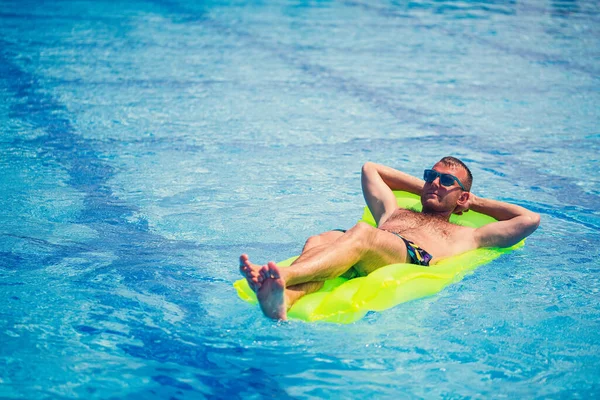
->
[240,156,540,320]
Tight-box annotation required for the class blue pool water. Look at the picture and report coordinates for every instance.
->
[1,0,599,398]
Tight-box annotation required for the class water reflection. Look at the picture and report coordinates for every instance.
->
[550,0,580,18]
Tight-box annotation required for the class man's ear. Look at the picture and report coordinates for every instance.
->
[453,191,471,215]
[457,191,471,207]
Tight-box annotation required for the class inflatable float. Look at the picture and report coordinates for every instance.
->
[234,191,524,323]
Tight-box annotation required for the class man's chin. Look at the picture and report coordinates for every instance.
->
[421,197,438,208]
[421,198,451,214]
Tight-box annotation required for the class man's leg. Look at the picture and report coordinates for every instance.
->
[285,230,346,295]
[239,230,344,290]
[257,222,410,319]
[300,230,345,253]
[239,230,345,315]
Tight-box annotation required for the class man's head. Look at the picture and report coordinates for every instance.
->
[421,156,472,217]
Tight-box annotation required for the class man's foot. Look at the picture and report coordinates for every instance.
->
[256,262,287,320]
[239,254,263,292]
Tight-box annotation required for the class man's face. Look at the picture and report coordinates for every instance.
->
[420,162,468,213]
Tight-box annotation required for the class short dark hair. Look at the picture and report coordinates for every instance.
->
[438,156,473,191]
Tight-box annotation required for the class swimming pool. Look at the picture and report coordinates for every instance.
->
[1,0,599,397]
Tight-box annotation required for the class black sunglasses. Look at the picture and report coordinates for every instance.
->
[423,169,466,191]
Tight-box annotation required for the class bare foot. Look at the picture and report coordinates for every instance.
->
[239,254,263,292]
[256,262,287,320]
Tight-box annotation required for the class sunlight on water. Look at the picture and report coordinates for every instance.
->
[0,0,599,398]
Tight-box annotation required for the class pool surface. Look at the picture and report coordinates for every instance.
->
[1,0,599,398]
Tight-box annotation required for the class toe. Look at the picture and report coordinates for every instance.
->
[267,262,280,278]
[259,265,269,280]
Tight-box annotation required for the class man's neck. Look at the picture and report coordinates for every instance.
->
[421,208,452,222]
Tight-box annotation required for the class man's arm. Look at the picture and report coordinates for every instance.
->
[361,162,424,226]
[470,194,541,248]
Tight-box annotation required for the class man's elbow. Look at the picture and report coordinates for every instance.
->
[362,162,375,173]
[361,162,376,179]
[526,212,541,233]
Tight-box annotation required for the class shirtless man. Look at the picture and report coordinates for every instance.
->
[240,156,540,320]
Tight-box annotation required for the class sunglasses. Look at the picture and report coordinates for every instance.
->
[423,169,466,191]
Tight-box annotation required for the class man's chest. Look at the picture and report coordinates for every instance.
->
[381,209,455,238]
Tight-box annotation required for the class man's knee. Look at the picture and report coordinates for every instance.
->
[303,230,344,251]
[346,222,377,246]
[348,222,375,234]
[304,235,323,250]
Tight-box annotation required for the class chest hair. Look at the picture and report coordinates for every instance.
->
[381,208,455,238]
